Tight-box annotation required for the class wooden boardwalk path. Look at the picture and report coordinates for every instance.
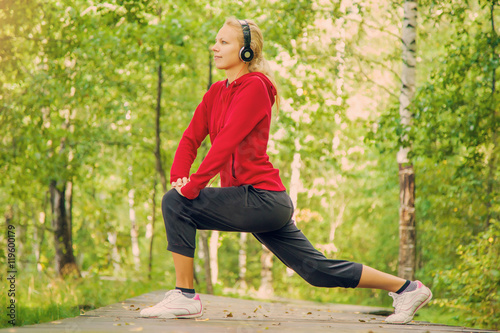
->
[2,290,496,333]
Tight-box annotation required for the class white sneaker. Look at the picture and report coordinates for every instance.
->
[140,290,203,319]
[385,281,432,324]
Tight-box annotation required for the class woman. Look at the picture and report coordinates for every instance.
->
[140,18,432,324]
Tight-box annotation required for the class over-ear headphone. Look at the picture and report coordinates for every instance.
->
[238,20,254,63]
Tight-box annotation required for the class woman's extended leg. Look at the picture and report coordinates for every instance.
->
[253,220,432,324]
[253,219,363,288]
[357,265,406,292]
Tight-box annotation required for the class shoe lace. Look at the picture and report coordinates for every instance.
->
[388,292,403,313]
[155,290,182,307]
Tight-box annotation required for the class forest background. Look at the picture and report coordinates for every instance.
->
[0,0,498,330]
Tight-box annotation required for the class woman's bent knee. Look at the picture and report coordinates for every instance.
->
[162,189,183,209]
[162,189,189,231]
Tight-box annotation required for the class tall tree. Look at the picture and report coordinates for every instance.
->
[154,6,168,193]
[49,180,80,277]
[485,0,498,228]
[397,0,417,281]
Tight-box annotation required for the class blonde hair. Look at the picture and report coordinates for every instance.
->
[224,17,280,112]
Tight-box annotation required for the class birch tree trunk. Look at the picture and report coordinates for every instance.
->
[238,232,248,289]
[34,205,46,273]
[257,245,274,298]
[107,231,122,273]
[209,230,219,285]
[328,200,346,253]
[397,0,417,281]
[198,230,213,294]
[128,187,141,270]
[147,177,158,280]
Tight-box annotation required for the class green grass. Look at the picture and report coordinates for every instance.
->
[415,304,479,328]
[0,271,172,329]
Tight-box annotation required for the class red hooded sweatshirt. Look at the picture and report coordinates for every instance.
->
[170,72,286,199]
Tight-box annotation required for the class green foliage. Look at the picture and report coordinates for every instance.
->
[1,0,498,330]
[434,221,500,329]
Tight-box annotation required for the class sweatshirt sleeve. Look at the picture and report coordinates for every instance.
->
[170,92,210,184]
[181,78,271,199]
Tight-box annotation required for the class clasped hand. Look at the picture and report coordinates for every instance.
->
[172,177,189,197]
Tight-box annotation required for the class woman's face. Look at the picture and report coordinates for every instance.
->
[212,24,243,71]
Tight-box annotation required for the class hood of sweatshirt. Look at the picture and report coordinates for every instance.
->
[229,72,277,106]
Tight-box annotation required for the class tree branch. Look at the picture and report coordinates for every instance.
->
[354,51,402,82]
[354,57,398,99]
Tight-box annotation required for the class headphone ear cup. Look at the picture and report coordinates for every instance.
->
[239,46,254,63]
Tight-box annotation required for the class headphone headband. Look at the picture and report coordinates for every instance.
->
[238,19,254,63]
[239,20,251,49]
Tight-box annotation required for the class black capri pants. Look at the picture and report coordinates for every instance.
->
[162,185,363,289]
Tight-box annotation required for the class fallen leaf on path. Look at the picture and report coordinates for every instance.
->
[225,312,233,318]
